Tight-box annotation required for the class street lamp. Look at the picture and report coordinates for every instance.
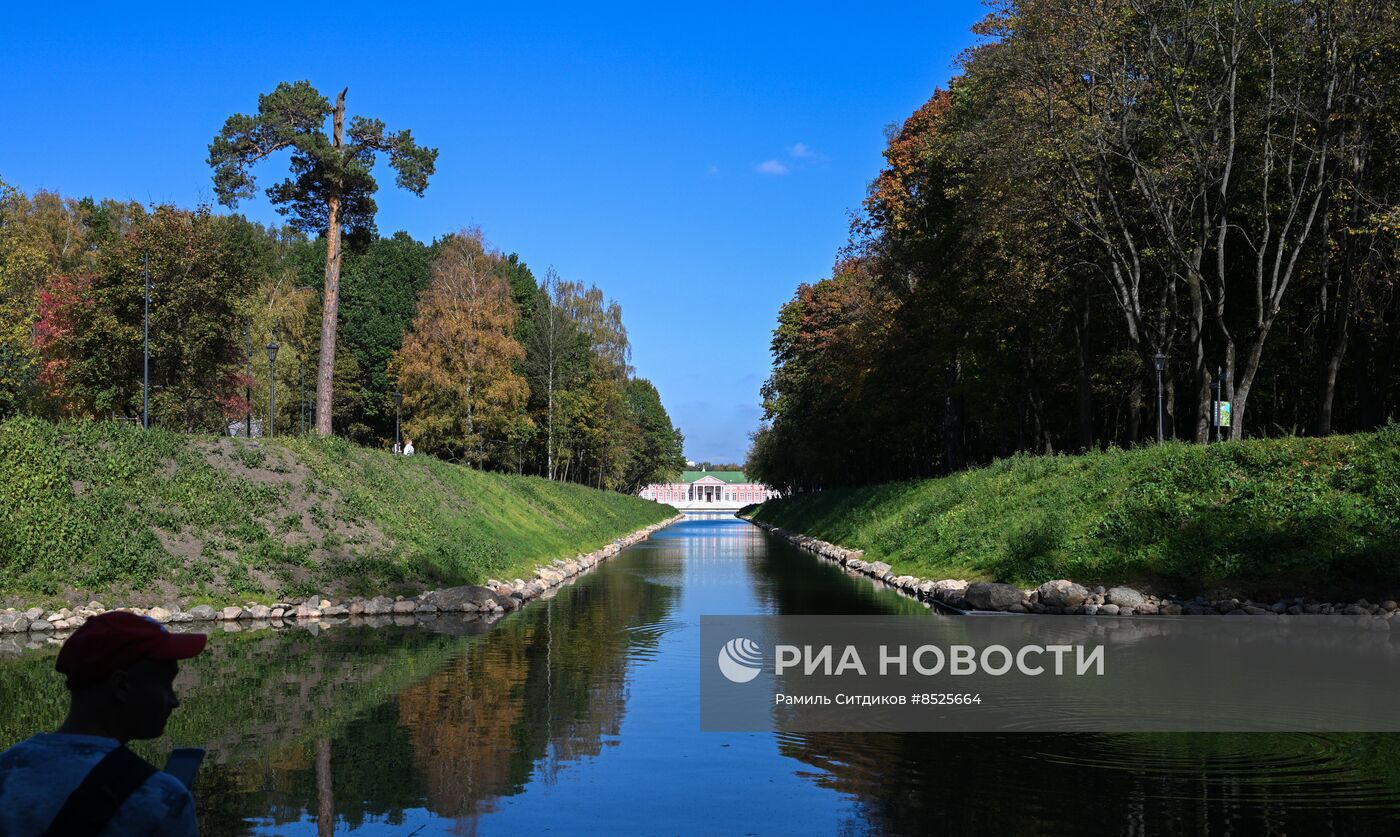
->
[244,323,253,438]
[393,391,404,453]
[1153,352,1167,443]
[142,250,150,430]
[266,338,280,438]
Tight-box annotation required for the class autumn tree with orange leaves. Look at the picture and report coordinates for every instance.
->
[751,0,1400,491]
[392,231,529,465]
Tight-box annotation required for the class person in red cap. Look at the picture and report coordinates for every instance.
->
[0,611,207,836]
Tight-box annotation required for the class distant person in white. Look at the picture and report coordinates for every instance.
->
[403,439,415,456]
[0,611,206,835]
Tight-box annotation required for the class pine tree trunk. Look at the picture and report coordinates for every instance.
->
[314,88,348,436]
[316,739,335,837]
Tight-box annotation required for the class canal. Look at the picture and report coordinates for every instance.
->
[3,514,1400,834]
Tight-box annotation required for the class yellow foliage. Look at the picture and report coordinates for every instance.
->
[392,231,528,463]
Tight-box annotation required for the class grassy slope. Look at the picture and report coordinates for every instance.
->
[0,417,673,605]
[747,428,1400,597]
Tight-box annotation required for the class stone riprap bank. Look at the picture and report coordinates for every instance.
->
[749,519,1400,620]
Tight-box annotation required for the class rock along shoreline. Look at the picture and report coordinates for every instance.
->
[748,519,1400,620]
[0,514,685,646]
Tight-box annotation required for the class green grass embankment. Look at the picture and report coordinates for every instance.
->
[0,417,674,606]
[745,427,1400,598]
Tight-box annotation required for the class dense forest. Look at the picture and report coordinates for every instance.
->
[0,182,684,492]
[749,0,1400,491]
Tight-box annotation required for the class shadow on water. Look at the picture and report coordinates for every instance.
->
[741,520,1400,835]
[2,514,1398,835]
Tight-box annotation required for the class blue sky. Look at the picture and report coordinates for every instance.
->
[0,1,985,463]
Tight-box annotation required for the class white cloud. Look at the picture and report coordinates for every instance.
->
[706,164,720,177]
[788,142,828,163]
[750,143,825,176]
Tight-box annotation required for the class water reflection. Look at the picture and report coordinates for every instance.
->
[742,521,1400,834]
[0,560,679,835]
[392,566,675,830]
[2,515,1398,834]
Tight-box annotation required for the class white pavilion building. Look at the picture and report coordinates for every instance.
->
[639,471,778,512]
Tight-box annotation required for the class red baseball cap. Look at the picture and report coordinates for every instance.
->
[55,611,207,690]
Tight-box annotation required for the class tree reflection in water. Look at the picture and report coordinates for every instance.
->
[744,531,1400,835]
[394,565,673,828]
[4,517,1400,835]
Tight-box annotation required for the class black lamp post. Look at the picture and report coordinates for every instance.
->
[1153,352,1167,443]
[244,323,253,438]
[393,391,404,452]
[142,250,150,430]
[266,338,280,438]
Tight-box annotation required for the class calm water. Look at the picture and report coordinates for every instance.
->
[4,515,1400,835]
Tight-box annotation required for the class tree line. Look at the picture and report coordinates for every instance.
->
[748,0,1400,491]
[1,82,683,493]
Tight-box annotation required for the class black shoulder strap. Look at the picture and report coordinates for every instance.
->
[42,745,158,837]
